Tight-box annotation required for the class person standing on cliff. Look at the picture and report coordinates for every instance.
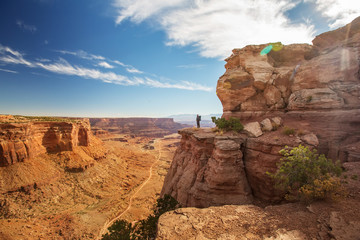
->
[196,114,201,128]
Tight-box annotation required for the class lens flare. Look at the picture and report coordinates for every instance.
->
[271,42,283,51]
[260,42,283,55]
[260,45,273,56]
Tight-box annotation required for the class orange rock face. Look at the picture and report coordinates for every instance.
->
[0,119,105,167]
[217,16,360,163]
[161,128,253,207]
[162,17,360,206]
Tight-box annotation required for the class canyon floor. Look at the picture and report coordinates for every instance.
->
[0,133,180,240]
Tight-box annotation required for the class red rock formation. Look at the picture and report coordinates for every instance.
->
[161,127,316,205]
[161,17,360,206]
[0,119,105,167]
[217,16,360,163]
[161,128,253,207]
[0,118,106,193]
[90,118,189,138]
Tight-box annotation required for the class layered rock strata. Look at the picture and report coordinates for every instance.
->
[0,118,106,194]
[161,17,360,207]
[217,16,360,163]
[90,118,189,138]
[161,126,317,206]
[0,119,103,167]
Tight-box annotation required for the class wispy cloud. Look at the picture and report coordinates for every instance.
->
[16,20,37,33]
[0,44,211,91]
[56,49,144,74]
[98,61,115,69]
[144,77,212,91]
[177,64,205,69]
[113,0,316,58]
[305,0,360,28]
[0,44,33,67]
[36,58,51,63]
[113,60,126,66]
[126,67,143,74]
[56,49,105,60]
[0,68,18,74]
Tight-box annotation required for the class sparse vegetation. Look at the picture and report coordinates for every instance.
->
[282,126,295,136]
[306,96,312,103]
[101,194,180,240]
[268,145,345,202]
[211,117,243,133]
[351,174,358,181]
[1,115,80,124]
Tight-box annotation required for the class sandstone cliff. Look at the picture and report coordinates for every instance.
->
[90,118,189,138]
[161,17,360,206]
[158,17,360,240]
[0,116,106,193]
[217,16,360,162]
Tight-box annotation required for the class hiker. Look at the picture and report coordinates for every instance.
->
[196,114,201,128]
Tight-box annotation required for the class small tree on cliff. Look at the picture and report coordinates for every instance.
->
[101,194,180,240]
[211,117,243,132]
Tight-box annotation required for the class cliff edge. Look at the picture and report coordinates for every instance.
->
[158,16,360,240]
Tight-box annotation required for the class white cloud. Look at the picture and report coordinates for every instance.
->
[56,49,105,60]
[177,64,205,69]
[0,68,18,74]
[113,60,126,66]
[98,61,115,69]
[0,44,211,91]
[16,20,37,33]
[113,0,315,58]
[305,0,360,28]
[36,58,51,62]
[0,44,33,67]
[144,77,212,91]
[114,0,186,24]
[126,67,143,74]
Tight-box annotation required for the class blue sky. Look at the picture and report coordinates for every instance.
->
[0,0,358,117]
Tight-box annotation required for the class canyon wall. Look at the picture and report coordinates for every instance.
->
[0,119,104,167]
[0,117,106,193]
[161,17,360,207]
[90,117,190,138]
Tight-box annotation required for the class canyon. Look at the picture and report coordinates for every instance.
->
[1,15,360,240]
[90,117,190,138]
[158,17,360,239]
[0,115,182,239]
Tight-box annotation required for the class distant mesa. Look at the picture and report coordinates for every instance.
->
[89,117,190,138]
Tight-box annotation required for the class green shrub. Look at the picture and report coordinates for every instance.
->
[267,145,344,202]
[211,117,243,132]
[101,194,180,240]
[282,126,295,136]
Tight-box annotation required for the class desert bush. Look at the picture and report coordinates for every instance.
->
[282,126,295,135]
[101,194,180,240]
[211,117,243,132]
[268,145,344,202]
[298,177,346,202]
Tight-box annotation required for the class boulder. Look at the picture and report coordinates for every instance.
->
[244,122,263,137]
[260,118,273,132]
